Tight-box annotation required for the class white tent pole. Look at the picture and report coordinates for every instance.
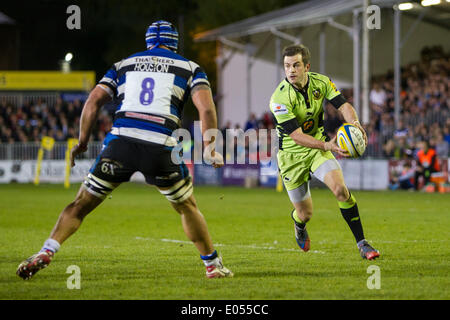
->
[327,18,353,34]
[394,7,401,131]
[275,36,281,83]
[319,24,326,74]
[218,36,246,51]
[362,0,370,125]
[270,27,301,44]
[353,9,361,118]
[246,42,254,122]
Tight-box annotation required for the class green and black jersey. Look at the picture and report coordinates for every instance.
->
[269,72,346,155]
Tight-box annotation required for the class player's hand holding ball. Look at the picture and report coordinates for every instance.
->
[324,135,350,157]
[336,123,367,158]
[352,120,368,147]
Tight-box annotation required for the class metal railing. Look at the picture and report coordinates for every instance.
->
[0,92,61,107]
[0,141,103,161]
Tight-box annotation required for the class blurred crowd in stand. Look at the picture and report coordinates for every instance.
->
[1,46,448,173]
[220,46,449,162]
[217,46,449,191]
[0,97,113,144]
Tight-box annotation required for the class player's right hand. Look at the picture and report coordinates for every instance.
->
[203,149,224,168]
[70,143,88,167]
[324,136,350,157]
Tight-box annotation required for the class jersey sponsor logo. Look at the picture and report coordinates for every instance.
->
[329,79,339,93]
[271,103,288,115]
[134,62,169,73]
[302,119,315,133]
[99,159,123,176]
[125,112,166,125]
[135,57,175,65]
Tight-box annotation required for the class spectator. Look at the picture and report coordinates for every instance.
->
[435,133,449,158]
[389,162,415,190]
[444,125,450,145]
[1,46,449,163]
[382,139,395,158]
[244,113,258,131]
[369,82,387,107]
[394,120,408,138]
[414,140,440,190]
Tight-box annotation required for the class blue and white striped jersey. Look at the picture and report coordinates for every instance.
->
[98,47,210,146]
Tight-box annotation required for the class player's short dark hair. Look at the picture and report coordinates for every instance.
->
[282,44,310,66]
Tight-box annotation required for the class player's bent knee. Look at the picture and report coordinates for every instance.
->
[299,213,312,223]
[293,200,313,223]
[299,208,313,222]
[333,184,349,202]
[158,177,193,204]
[82,173,116,200]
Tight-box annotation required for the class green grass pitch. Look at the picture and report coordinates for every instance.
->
[0,183,449,300]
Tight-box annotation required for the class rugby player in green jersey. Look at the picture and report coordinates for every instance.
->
[270,44,379,260]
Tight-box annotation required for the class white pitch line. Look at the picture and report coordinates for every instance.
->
[134,236,326,254]
[317,239,450,245]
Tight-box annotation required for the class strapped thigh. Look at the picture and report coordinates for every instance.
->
[312,158,341,183]
[287,181,311,203]
[83,173,118,199]
[158,176,193,204]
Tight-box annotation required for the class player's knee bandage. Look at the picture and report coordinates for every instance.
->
[159,177,193,203]
[83,173,116,199]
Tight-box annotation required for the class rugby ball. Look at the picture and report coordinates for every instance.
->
[336,123,366,158]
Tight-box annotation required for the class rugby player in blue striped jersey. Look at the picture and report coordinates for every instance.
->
[17,20,233,280]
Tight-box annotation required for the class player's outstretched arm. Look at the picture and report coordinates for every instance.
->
[71,85,112,167]
[338,102,368,146]
[191,84,223,168]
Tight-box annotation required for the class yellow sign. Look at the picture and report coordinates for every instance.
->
[0,71,95,91]
[65,138,79,188]
[41,136,55,151]
[34,136,55,186]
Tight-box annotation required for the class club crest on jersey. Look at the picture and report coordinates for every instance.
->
[271,103,288,115]
[302,119,315,133]
[312,89,322,100]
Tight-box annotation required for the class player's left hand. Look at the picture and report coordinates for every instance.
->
[325,136,350,157]
[70,143,88,167]
[203,149,224,168]
[353,120,368,147]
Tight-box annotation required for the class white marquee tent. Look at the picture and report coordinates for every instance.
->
[195,0,450,128]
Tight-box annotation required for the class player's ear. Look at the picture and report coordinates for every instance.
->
[305,63,311,72]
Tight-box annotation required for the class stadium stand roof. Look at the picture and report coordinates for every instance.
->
[0,12,16,25]
[194,0,449,41]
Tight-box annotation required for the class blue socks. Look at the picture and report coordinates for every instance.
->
[200,250,218,267]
